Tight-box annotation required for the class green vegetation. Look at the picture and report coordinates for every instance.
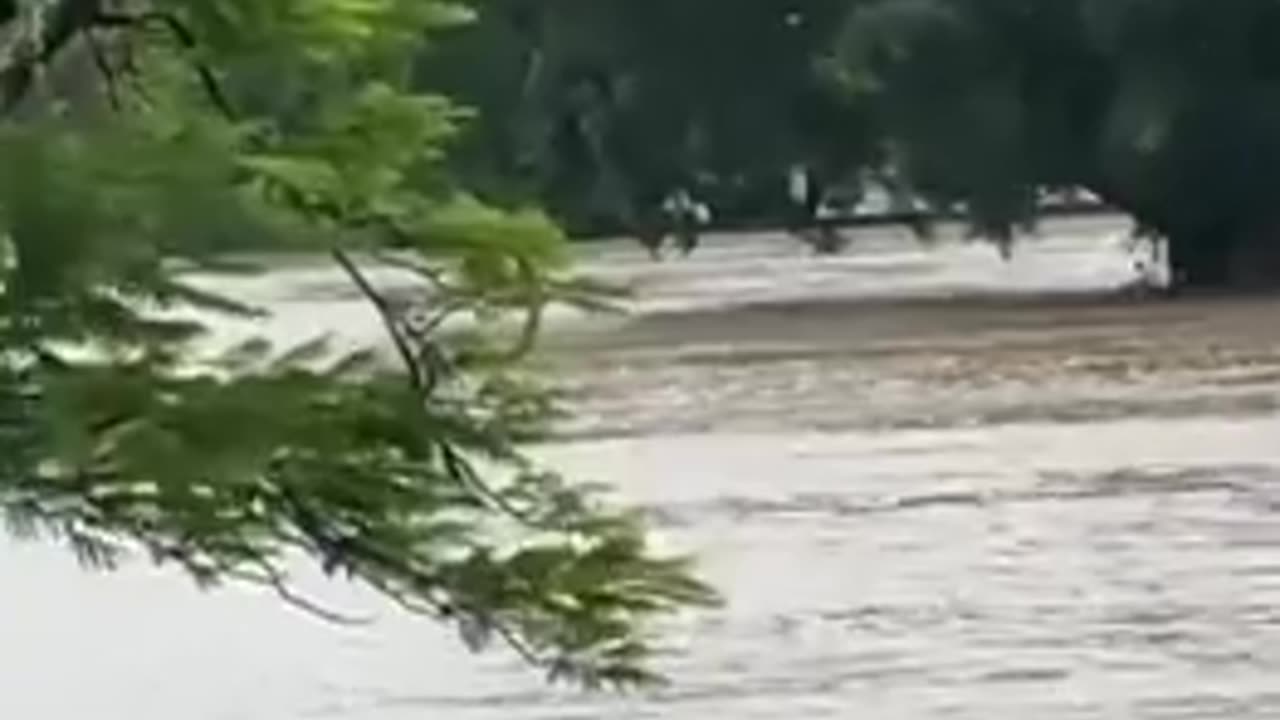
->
[8,0,1279,694]
[422,0,874,243]
[430,1,1280,288]
[838,0,1280,289]
[0,0,715,689]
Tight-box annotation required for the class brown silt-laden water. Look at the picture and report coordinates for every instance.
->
[7,216,1280,719]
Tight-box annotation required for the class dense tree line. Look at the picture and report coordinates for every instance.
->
[420,1,874,243]
[430,0,1280,289]
[843,0,1280,289]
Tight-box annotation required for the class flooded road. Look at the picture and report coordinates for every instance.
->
[8,216,1280,719]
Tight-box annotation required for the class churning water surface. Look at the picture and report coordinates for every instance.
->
[7,216,1280,719]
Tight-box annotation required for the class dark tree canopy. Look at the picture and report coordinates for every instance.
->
[837,0,1280,287]
[418,0,1280,287]
[423,0,875,237]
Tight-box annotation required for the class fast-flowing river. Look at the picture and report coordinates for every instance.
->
[8,216,1280,719]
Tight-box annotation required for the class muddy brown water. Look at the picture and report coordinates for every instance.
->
[6,216,1280,719]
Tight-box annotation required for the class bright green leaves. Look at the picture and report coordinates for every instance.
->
[240,83,465,223]
[0,0,715,691]
[157,0,474,67]
[0,124,104,303]
[11,350,718,688]
[0,110,278,354]
[437,515,715,688]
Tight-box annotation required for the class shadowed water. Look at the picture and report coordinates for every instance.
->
[8,216,1280,719]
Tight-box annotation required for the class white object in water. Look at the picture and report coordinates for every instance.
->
[663,190,712,225]
[788,165,809,205]
[1112,230,1170,288]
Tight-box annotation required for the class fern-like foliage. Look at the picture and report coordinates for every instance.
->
[0,0,715,690]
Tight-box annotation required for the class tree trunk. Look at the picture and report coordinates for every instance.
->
[1087,176,1280,293]
[1166,229,1233,292]
[1166,222,1280,293]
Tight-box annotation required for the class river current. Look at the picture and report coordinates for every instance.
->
[7,216,1280,719]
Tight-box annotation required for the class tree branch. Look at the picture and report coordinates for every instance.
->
[227,561,373,626]
[93,10,235,118]
[331,248,438,393]
[83,27,121,110]
[1,6,585,665]
[359,571,545,669]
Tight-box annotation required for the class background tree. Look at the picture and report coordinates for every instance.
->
[835,0,1280,288]
[0,0,714,688]
[422,0,876,240]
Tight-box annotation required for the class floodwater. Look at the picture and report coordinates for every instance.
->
[8,215,1280,719]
